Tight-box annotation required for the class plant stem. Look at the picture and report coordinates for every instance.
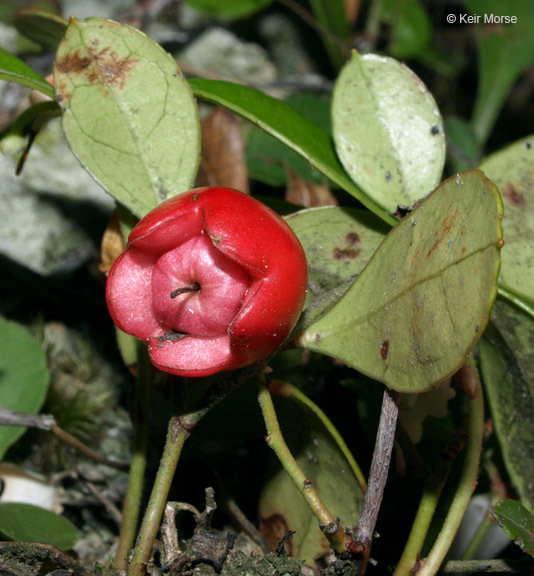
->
[127,416,190,576]
[393,477,447,576]
[393,424,470,576]
[497,286,534,320]
[126,362,266,576]
[270,379,367,494]
[257,374,351,554]
[115,343,152,570]
[365,0,383,49]
[461,506,493,561]
[353,387,400,563]
[415,378,485,576]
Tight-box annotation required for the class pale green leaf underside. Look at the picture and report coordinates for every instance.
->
[300,170,503,393]
[286,206,388,293]
[478,136,534,304]
[332,51,445,213]
[54,17,200,218]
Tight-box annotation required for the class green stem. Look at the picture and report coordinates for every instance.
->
[461,511,493,561]
[115,343,152,570]
[393,476,448,576]
[270,380,367,494]
[257,374,351,554]
[365,0,383,49]
[127,416,190,576]
[497,286,534,320]
[416,378,485,576]
[126,362,267,576]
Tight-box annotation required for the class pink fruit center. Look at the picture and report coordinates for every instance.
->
[151,234,250,337]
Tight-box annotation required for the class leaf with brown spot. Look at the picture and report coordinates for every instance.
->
[479,135,534,303]
[196,107,249,193]
[285,167,337,208]
[286,205,388,294]
[300,170,503,393]
[54,17,200,218]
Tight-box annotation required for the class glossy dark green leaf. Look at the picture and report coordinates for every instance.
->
[491,499,534,556]
[308,0,350,70]
[0,47,55,98]
[478,135,534,304]
[185,0,272,19]
[13,9,67,51]
[381,0,432,58]
[332,51,445,214]
[480,298,534,511]
[0,317,49,459]
[189,77,396,226]
[466,0,534,145]
[0,503,78,550]
[259,394,363,567]
[54,17,200,218]
[299,170,503,392]
[246,93,332,187]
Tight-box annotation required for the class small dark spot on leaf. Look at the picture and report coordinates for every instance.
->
[380,339,389,360]
[385,170,392,181]
[431,125,440,135]
[333,247,361,260]
[504,182,526,207]
[346,232,360,245]
[526,140,532,150]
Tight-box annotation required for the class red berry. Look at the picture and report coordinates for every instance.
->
[106,187,308,377]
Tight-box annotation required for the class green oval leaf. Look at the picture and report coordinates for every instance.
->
[480,298,534,511]
[478,135,534,304]
[332,51,445,213]
[0,47,55,99]
[286,206,388,293]
[466,0,534,145]
[0,317,49,459]
[13,9,68,51]
[0,503,78,550]
[54,17,200,218]
[299,169,503,392]
[188,77,397,226]
[492,499,534,556]
[259,394,364,567]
